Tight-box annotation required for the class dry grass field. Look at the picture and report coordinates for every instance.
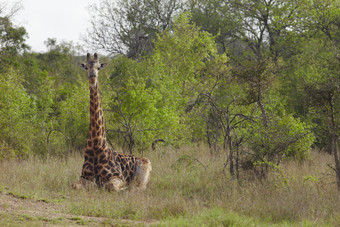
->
[0,146,339,226]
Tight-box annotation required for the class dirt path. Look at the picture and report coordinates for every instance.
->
[0,192,157,226]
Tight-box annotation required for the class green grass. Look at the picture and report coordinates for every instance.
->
[159,208,319,227]
[0,146,339,226]
[0,213,66,226]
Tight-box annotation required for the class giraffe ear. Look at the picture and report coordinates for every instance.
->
[100,63,107,69]
[80,63,87,70]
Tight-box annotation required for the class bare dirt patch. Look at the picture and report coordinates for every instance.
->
[0,191,156,226]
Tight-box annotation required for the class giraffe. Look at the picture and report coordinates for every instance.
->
[72,53,152,191]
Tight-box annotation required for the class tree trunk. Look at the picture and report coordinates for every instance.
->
[236,146,240,180]
[333,136,340,192]
[226,112,234,177]
[257,88,268,129]
[329,93,340,192]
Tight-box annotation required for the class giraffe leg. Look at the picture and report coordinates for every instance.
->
[104,177,126,192]
[72,162,95,189]
[135,158,152,190]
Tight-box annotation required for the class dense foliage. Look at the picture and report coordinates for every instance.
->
[0,1,339,181]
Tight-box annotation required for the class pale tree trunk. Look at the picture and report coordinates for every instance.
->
[256,88,271,177]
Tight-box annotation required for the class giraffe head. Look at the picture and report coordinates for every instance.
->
[80,53,106,85]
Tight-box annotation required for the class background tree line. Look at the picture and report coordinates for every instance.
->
[0,0,338,184]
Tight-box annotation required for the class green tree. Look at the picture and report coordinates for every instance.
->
[0,68,37,159]
[286,0,340,191]
[36,38,84,85]
[198,80,256,178]
[294,38,339,189]
[189,0,315,176]
[0,2,29,72]
[105,13,228,153]
[106,56,171,153]
[57,81,89,152]
[151,13,229,143]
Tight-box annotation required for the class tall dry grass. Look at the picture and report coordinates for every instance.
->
[0,145,339,225]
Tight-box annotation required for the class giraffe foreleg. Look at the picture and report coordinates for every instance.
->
[72,162,96,189]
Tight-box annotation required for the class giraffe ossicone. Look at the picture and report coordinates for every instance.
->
[72,53,152,191]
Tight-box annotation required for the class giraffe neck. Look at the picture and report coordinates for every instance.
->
[87,83,108,151]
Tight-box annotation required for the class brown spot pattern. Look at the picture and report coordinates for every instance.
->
[76,53,149,190]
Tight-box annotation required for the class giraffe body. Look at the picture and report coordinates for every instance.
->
[72,53,151,191]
